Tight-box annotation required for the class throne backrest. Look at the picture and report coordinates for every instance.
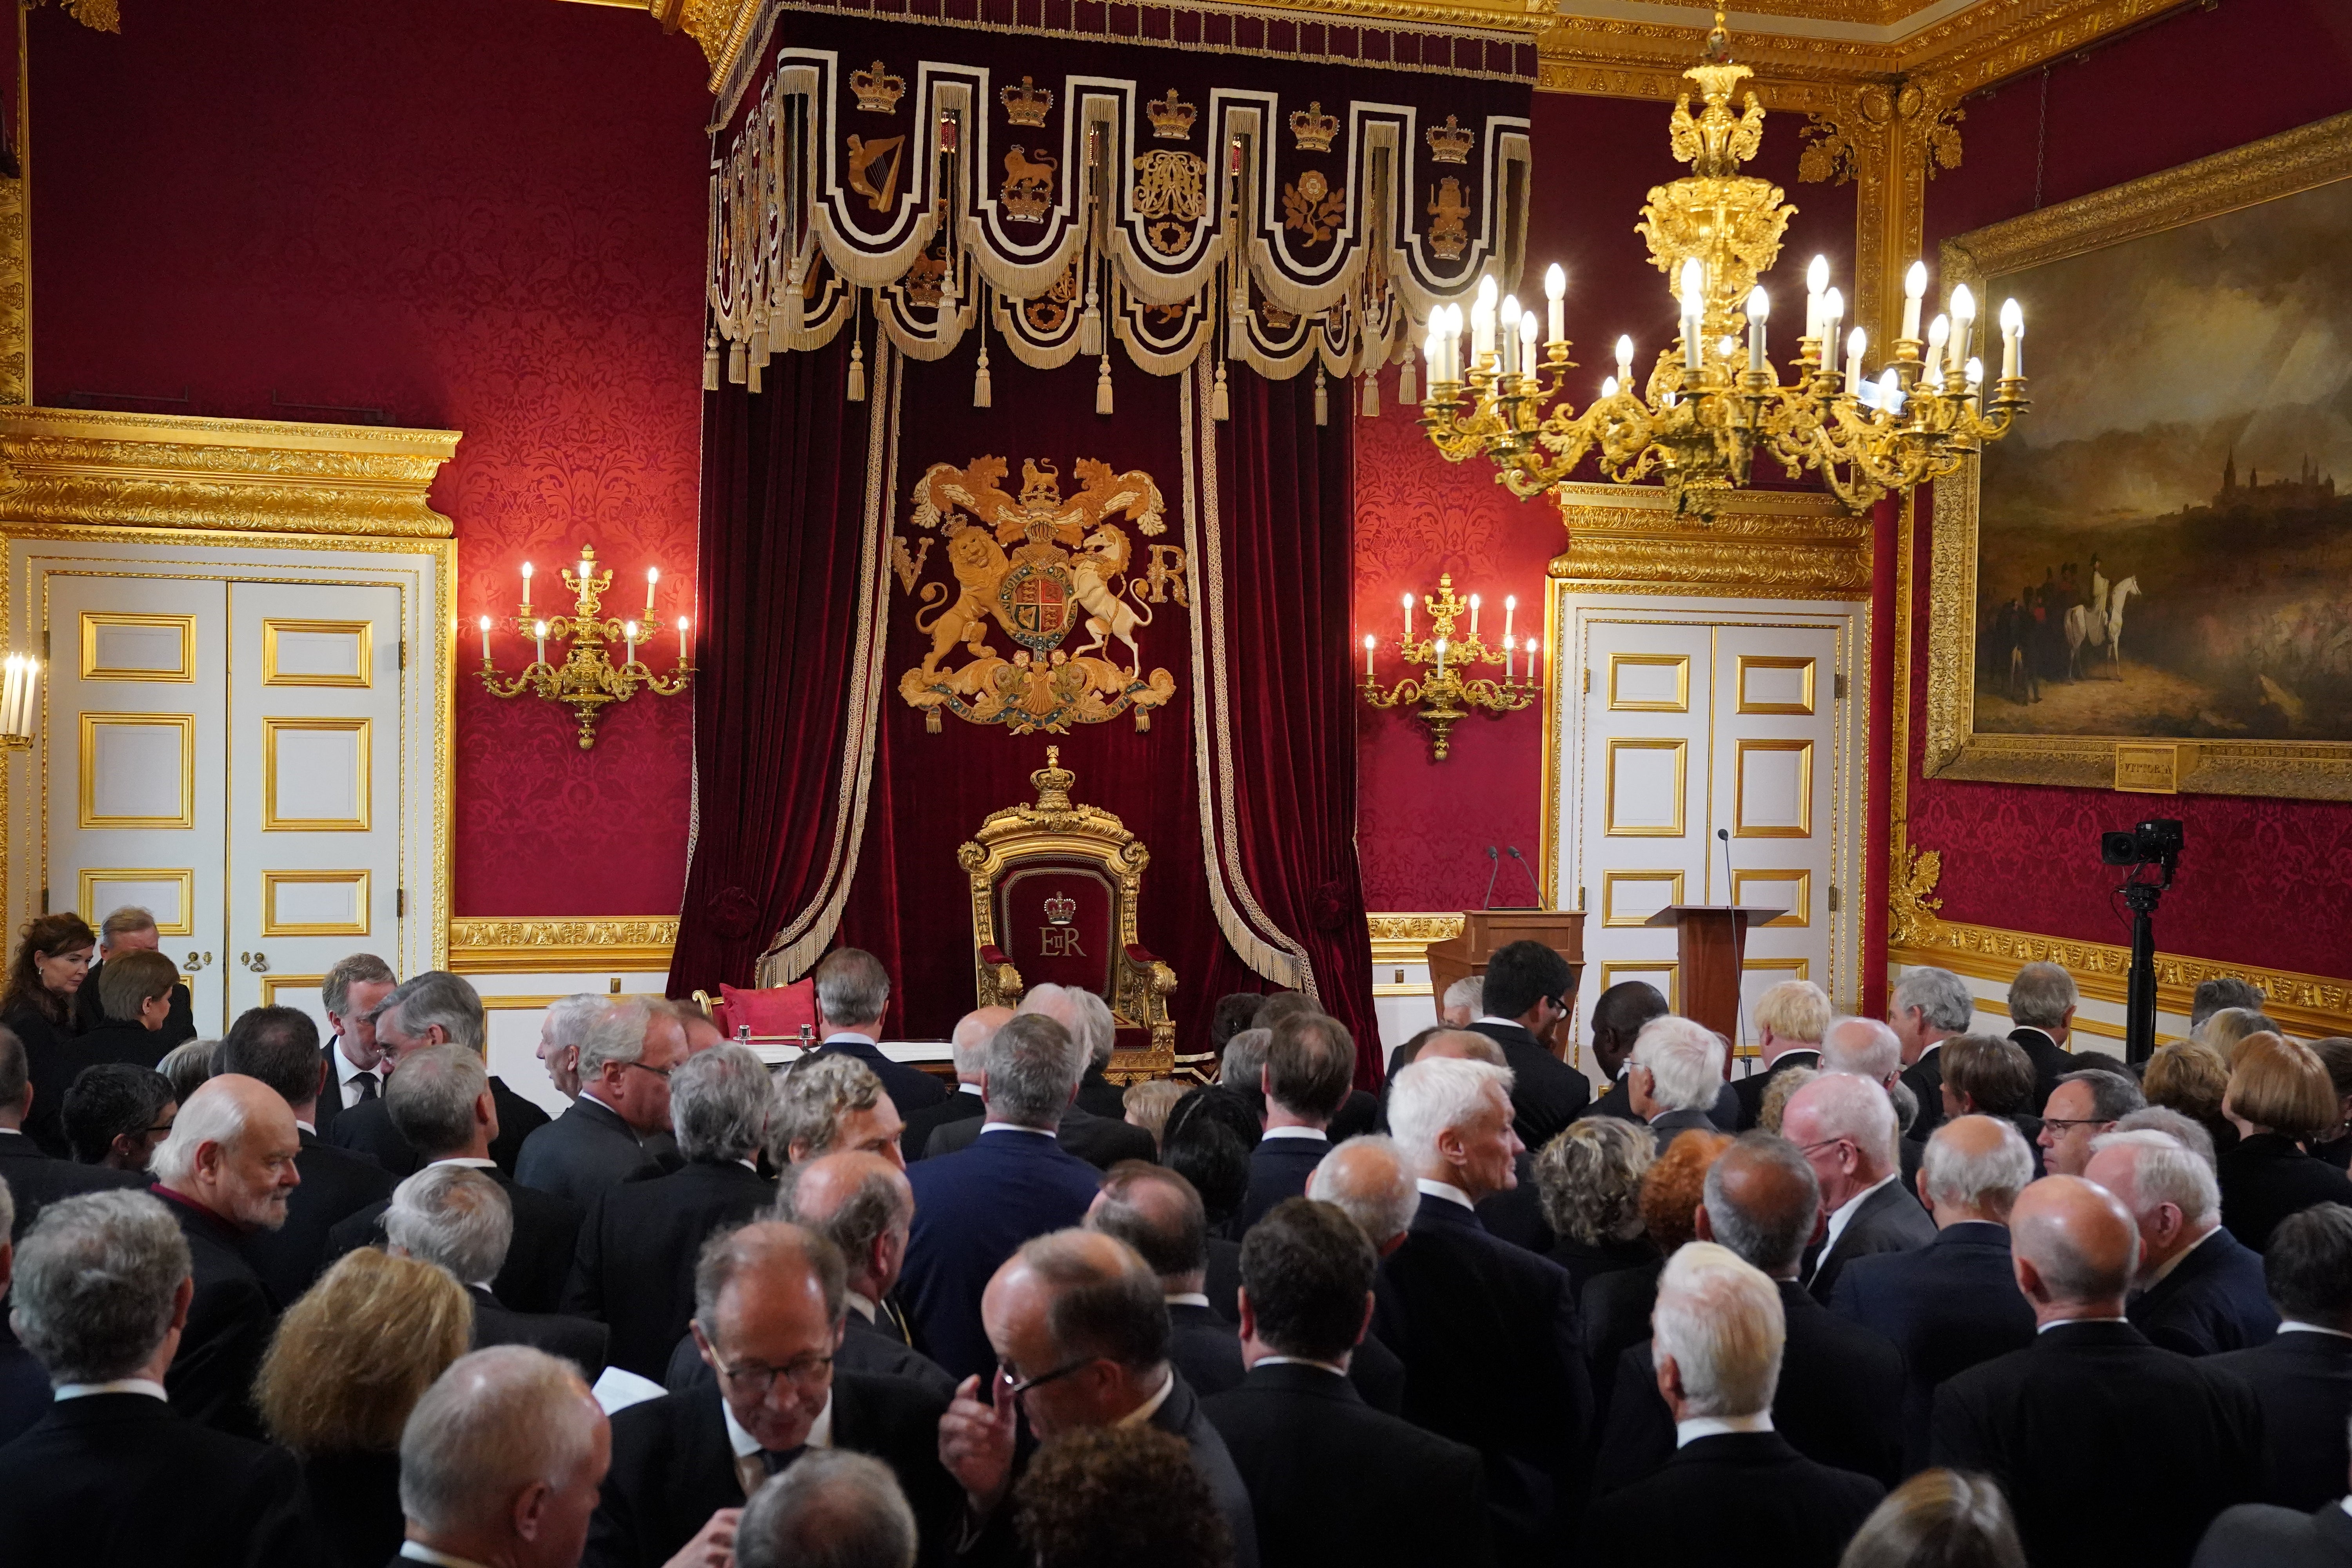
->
[994,859,1118,1002]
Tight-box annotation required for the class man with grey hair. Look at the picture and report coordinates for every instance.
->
[1828,1115,2039,1469]
[0,1190,314,1563]
[778,1053,907,1169]
[2039,1066,2147,1178]
[1308,1134,1421,1256]
[1784,1072,1935,1303]
[1584,1243,1885,1566]
[2190,975,2267,1035]
[2007,960,2080,1112]
[1822,1016,1904,1091]
[1022,982,1125,1117]
[2117,1105,2220,1170]
[1440,974,1483,1027]
[384,1163,607,1374]
[564,1042,778,1379]
[1220,1024,1273,1116]
[933,984,1154,1167]
[901,1005,1009,1161]
[313,951,396,1136]
[771,1151,952,1397]
[737,1449,919,1568]
[327,968,552,1177]
[1628,1016,1730,1151]
[516,996,686,1205]
[810,946,945,1112]
[2087,1128,2277,1356]
[401,1346,612,1568]
[1891,965,1974,1140]
[537,992,608,1103]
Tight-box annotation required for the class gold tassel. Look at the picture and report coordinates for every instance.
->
[1080,290,1103,358]
[726,339,747,385]
[1362,370,1380,418]
[1314,367,1329,426]
[847,339,867,403]
[1096,353,1114,416]
[1212,363,1230,422]
[747,355,763,395]
[702,331,721,392]
[1399,353,1418,407]
[973,342,993,408]
[749,323,770,369]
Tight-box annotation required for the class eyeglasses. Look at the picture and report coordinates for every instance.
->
[1795,1136,1853,1160]
[998,1356,1098,1397]
[622,1060,674,1082]
[713,1352,833,1398]
[2039,1118,2112,1135]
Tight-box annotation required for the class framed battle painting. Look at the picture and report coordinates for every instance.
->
[1923,110,2352,800]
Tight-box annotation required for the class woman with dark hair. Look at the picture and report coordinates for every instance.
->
[1,912,95,1156]
[2218,1033,2352,1251]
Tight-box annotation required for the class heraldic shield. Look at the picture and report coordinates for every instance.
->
[893,454,1188,734]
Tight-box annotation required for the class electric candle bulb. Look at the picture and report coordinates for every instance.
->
[1601,375,1619,399]
[1434,637,1447,679]
[1924,314,1950,388]
[1717,336,1739,363]
[645,566,659,616]
[624,620,640,664]
[1948,284,1976,375]
[579,558,593,586]
[1845,325,1867,392]
[1499,295,1521,376]
[1504,595,1516,640]
[1820,288,1844,365]
[1503,634,1516,680]
[1746,287,1769,373]
[1902,260,1927,343]
[1402,593,1414,641]
[1805,254,1828,339]
[1615,335,1635,387]
[1517,311,1537,377]
[2000,298,2024,379]
[1364,634,1376,680]
[1468,594,1481,636]
[519,561,534,608]
[1544,262,1566,349]
[478,616,492,663]
[1965,356,1984,412]
[533,620,548,664]
[1878,368,1904,417]
[1679,260,1704,360]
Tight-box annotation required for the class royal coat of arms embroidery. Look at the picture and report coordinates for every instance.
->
[898,456,1187,734]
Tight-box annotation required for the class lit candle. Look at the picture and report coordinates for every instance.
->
[1468,594,1481,638]
[578,557,593,587]
[2000,298,2023,379]
[1,657,16,735]
[478,616,492,664]
[1845,326,1867,393]
[1434,637,1447,679]
[677,616,690,660]
[1901,261,1927,344]
[645,566,659,617]
[1805,254,1828,341]
[1679,259,1705,367]
[1746,287,1769,373]
[533,620,548,665]
[1503,595,1516,641]
[1948,285,1975,376]
[1601,375,1619,399]
[1964,357,1984,413]
[1472,276,1497,366]
[1544,263,1566,352]
[520,561,534,608]
[1401,592,1414,641]
[1615,334,1634,388]
[1364,633,1376,681]
[1528,633,1541,684]
[1424,322,1442,385]
[1923,314,1949,388]
[625,620,639,665]
[1503,634,1516,680]
[1877,368,1904,417]
[1445,304,1464,383]
[1516,311,1537,379]
[1499,295,1521,377]
[1819,289,1843,369]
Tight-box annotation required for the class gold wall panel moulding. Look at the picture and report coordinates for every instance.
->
[1924,113,2352,801]
[1548,483,1871,600]
[1734,738,1814,838]
[80,612,196,682]
[259,973,328,1008]
[1608,653,1691,712]
[1737,654,1816,715]
[0,408,461,539]
[1890,916,2352,1043]
[263,620,373,688]
[78,711,196,829]
[1606,737,1688,837]
[1600,958,1678,1012]
[1367,911,1468,968]
[261,869,372,937]
[448,916,682,975]
[75,867,196,935]
[1601,869,1686,927]
[1732,867,1811,927]
[261,717,372,832]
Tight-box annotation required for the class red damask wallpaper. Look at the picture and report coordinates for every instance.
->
[1908,0,2352,976]
[29,0,712,916]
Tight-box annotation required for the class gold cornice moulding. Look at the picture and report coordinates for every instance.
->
[1367,911,1468,965]
[447,916,681,975]
[1546,482,1872,599]
[0,408,460,539]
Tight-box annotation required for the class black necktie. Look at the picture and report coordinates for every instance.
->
[760,1445,806,1476]
[353,1072,378,1102]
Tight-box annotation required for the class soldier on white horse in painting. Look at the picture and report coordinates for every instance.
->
[2066,552,2142,679]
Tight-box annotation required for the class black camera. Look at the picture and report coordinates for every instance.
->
[2101,818,2184,869]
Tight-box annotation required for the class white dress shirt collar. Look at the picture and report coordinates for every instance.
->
[400,1545,495,1568]
[1415,1178,1474,1210]
[1164,1292,1212,1310]
[823,1031,877,1047]
[1472,1016,1520,1031]
[1820,1173,1898,1261]
[1115,1370,1176,1429]
[54,1378,167,1403]
[333,1042,381,1109]
[846,1291,879,1324]
[2037,1315,2129,1333]
[2281,1321,2352,1340]
[1250,1353,1350,1377]
[957,1082,984,1098]
[434,1156,498,1171]
[1676,1411,1773,1446]
[980,1122,1055,1138]
[1261,1125,1328,1143]
[721,1388,833,1459]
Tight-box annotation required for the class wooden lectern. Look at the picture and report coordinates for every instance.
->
[1427,911,1586,1061]
[1644,905,1781,1054]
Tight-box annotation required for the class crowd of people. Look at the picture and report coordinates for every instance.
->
[2,916,2350,1568]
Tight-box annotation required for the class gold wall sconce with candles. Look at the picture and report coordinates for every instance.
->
[0,655,42,749]
[1361,574,1539,761]
[477,545,693,749]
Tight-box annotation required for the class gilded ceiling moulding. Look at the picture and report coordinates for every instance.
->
[447,916,682,975]
[1546,481,1871,599]
[1367,911,1468,964]
[0,408,459,538]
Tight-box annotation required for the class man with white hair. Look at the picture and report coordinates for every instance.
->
[0,1190,314,1564]
[1583,1243,1884,1566]
[2086,1129,2277,1356]
[384,1163,608,1372]
[1734,980,1830,1131]
[536,992,608,1104]
[1783,1073,1934,1303]
[1821,1017,1903,1091]
[1021,982,1127,1118]
[1890,966,1973,1140]
[736,1450,919,1568]
[2007,960,2080,1113]
[1440,974,1483,1028]
[1629,1016,1730,1152]
[1372,1056,1590,1561]
[399,1346,612,1568]
[148,1073,301,1437]
[808,947,946,1113]
[515,998,686,1205]
[900,1006,1008,1161]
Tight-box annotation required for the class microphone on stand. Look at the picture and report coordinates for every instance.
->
[1504,846,1543,908]
[1717,828,1735,908]
[1481,846,1502,911]
[1717,828,1748,1057]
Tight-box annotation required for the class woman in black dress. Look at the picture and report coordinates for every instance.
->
[0,911,96,1156]
[2218,1031,2352,1251]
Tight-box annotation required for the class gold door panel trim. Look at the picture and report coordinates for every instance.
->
[1606,737,1688,838]
[1735,654,1816,716]
[259,973,327,1008]
[261,869,372,937]
[1734,738,1814,839]
[75,867,196,935]
[1601,869,1687,928]
[1607,653,1691,713]
[1599,960,1678,1013]
[262,717,373,832]
[79,612,196,682]
[262,619,373,688]
[1731,869,1812,928]
[78,712,196,829]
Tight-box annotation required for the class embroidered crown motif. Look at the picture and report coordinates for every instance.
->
[851,60,907,115]
[1043,891,1078,925]
[1288,101,1339,153]
[999,75,1053,128]
[1147,88,1197,141]
[1424,114,1474,164]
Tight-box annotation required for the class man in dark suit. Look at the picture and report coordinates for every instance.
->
[2210,1203,2352,1510]
[1627,1016,1732,1153]
[1206,1197,1494,1568]
[146,1073,301,1438]
[1090,1160,1245,1397]
[327,969,552,1177]
[1583,1241,1885,1568]
[516,996,684,1204]
[936,1228,1259,1568]
[308,952,396,1143]
[71,907,196,1048]
[1891,965,1974,1143]
[1465,939,1590,1151]
[777,1150,954,1399]
[1303,1134,1452,1416]
[1933,1174,2265,1568]
[0,1031,143,1237]
[901,1007,1004,1162]
[1598,1131,1905,1491]
[1374,1054,1591,1560]
[1238,1013,1356,1231]
[1574,981,1672,1127]
[1830,1114,2040,1468]
[326,1043,586,1314]
[0,1187,315,1566]
[563,1043,776,1379]
[586,1220,961,1568]
[901,1013,1107,1382]
[1732,979,1832,1131]
[923,1092,1156,1169]
[381,1162,610,1375]
[2089,1128,2278,1356]
[1785,1072,1935,1302]
[214,1005,398,1306]
[393,1346,613,1568]
[2007,960,2082,1114]
[2040,1067,2147,1178]
[805,946,946,1114]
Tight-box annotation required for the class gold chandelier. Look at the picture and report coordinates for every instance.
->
[478,544,695,749]
[1419,11,2030,519]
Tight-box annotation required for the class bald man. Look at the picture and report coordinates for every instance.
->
[1931,1176,2264,1568]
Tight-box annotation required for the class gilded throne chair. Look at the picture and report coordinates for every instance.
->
[959,748,1176,1081]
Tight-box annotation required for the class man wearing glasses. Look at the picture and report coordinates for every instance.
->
[516,998,688,1207]
[1463,940,1590,1151]
[1784,1071,1934,1303]
[586,1220,958,1568]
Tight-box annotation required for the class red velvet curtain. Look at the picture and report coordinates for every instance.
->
[669,338,875,996]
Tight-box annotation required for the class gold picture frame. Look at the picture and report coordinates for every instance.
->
[1925,111,2352,800]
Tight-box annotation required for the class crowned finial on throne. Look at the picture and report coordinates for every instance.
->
[1031,746,1076,812]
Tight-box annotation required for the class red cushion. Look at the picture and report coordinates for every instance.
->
[715,980,818,1041]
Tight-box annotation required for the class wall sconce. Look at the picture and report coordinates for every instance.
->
[0,655,42,749]
[1361,573,1538,760]
[479,544,693,749]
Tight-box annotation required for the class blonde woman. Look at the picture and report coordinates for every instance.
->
[256,1249,472,1568]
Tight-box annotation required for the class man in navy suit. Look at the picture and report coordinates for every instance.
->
[2209,1203,2352,1511]
[2088,1128,2278,1356]
[900,1012,1103,1381]
[806,947,946,1115]
[1238,1012,1356,1232]
[1829,1114,2040,1469]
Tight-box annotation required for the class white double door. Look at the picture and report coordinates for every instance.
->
[49,575,403,1033]
[1557,596,1864,1060]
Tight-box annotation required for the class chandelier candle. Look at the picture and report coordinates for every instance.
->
[1820,290,1844,375]
[1545,264,1567,353]
[1746,288,1769,374]
[1804,255,1828,342]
